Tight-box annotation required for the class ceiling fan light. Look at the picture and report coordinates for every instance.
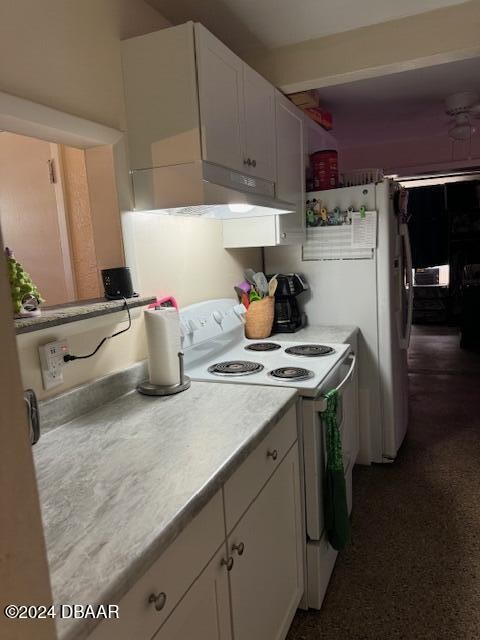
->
[449,123,474,141]
[445,91,480,114]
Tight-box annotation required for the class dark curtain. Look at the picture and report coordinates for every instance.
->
[407,186,449,269]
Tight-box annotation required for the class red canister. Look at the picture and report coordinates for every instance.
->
[310,150,338,190]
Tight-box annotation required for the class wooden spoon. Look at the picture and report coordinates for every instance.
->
[268,277,278,297]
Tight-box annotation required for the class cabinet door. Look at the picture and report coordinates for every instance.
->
[153,546,232,640]
[195,24,244,172]
[227,444,303,640]
[275,94,305,244]
[243,65,276,181]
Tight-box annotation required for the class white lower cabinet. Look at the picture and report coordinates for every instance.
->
[153,545,232,640]
[89,408,303,640]
[227,444,303,640]
[88,493,225,640]
[152,442,303,640]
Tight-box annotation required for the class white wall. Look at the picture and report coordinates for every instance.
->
[339,133,480,176]
[17,308,149,400]
[0,226,55,639]
[123,212,262,305]
[0,0,170,130]
[1,2,262,397]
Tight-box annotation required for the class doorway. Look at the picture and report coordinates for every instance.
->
[0,131,125,308]
[401,174,480,349]
[0,132,77,305]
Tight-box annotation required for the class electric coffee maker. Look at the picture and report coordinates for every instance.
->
[269,273,308,333]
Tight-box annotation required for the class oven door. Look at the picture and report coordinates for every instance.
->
[302,353,357,541]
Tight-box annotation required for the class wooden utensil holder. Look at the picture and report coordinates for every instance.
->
[245,297,274,339]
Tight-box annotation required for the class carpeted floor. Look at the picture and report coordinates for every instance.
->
[287,325,480,640]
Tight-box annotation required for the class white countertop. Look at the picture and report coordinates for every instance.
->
[272,324,358,345]
[33,381,297,640]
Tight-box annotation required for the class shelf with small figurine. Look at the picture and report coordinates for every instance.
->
[303,202,376,261]
[306,200,368,228]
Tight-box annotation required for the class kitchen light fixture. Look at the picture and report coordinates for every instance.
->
[130,161,294,219]
[134,204,291,219]
[228,203,255,214]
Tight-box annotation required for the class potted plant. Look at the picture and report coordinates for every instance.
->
[5,247,44,317]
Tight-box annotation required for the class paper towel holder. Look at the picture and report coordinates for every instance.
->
[137,352,191,396]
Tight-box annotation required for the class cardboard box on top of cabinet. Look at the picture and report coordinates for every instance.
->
[288,90,321,108]
[287,91,333,131]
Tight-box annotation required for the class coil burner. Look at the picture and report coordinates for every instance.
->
[208,361,264,376]
[244,342,282,352]
[268,367,314,381]
[285,344,334,357]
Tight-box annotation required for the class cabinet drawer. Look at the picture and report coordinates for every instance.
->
[89,491,225,640]
[223,404,297,533]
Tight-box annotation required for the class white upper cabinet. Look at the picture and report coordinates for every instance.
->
[195,24,275,182]
[121,22,334,230]
[122,24,202,171]
[222,91,306,248]
[122,22,277,184]
[195,24,245,173]
[243,65,276,181]
[275,91,306,244]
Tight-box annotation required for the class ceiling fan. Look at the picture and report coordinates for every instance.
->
[445,91,480,141]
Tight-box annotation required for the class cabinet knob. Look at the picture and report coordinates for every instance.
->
[221,556,234,571]
[243,158,249,166]
[251,159,256,168]
[148,591,167,611]
[267,449,278,461]
[281,232,287,239]
[231,542,245,556]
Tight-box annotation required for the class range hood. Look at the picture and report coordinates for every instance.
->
[130,160,294,219]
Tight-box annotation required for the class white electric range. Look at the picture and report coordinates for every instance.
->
[180,299,359,610]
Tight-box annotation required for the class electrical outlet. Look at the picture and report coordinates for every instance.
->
[38,339,69,390]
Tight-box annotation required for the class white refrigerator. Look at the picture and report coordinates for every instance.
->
[265,180,413,464]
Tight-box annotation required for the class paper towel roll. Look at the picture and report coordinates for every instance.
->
[144,307,181,386]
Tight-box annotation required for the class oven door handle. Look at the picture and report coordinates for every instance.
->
[313,353,356,413]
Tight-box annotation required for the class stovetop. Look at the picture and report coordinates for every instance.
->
[180,299,350,396]
[184,337,349,396]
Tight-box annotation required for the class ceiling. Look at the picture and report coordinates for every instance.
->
[144,0,478,148]
[147,0,467,52]
[315,57,480,146]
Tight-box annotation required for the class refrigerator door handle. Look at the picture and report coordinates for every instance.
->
[399,223,413,350]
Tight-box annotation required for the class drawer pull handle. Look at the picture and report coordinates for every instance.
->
[221,556,234,571]
[148,591,167,611]
[267,449,278,461]
[231,542,245,556]
[251,159,256,167]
